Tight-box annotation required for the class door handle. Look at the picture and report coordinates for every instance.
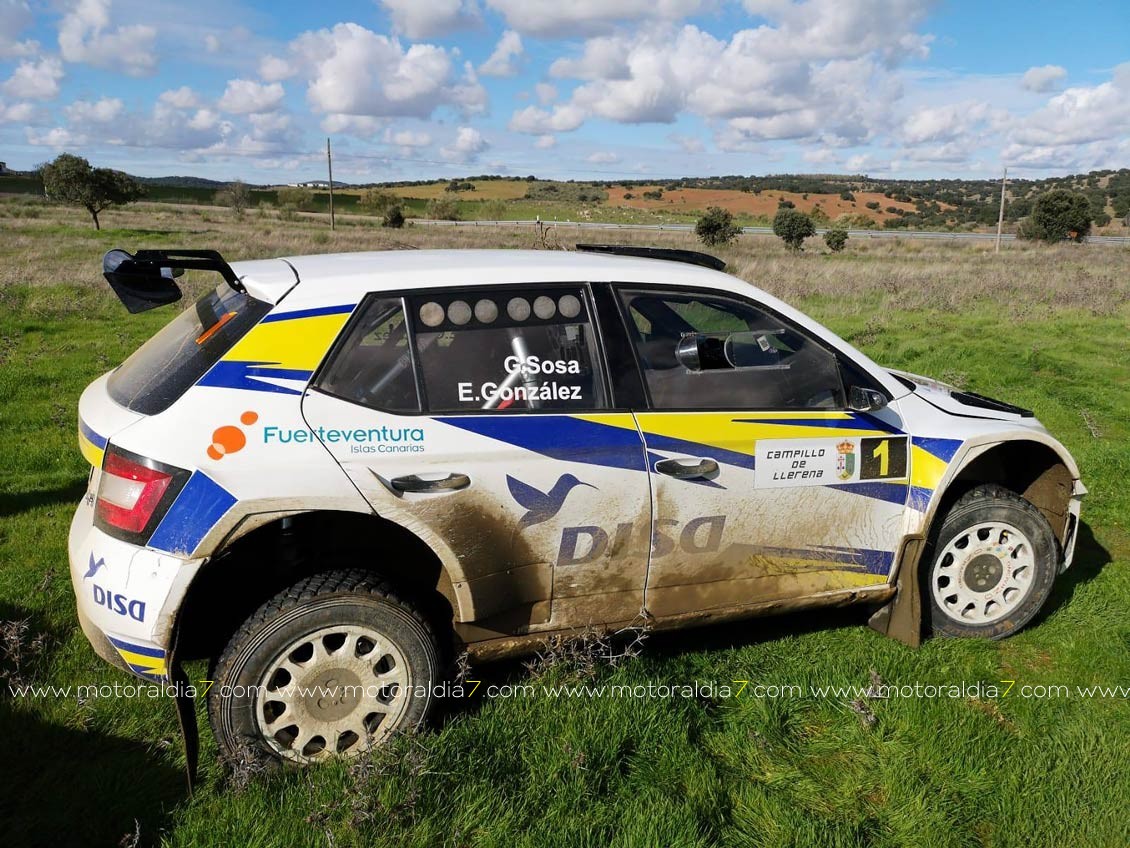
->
[389,473,471,493]
[654,458,719,480]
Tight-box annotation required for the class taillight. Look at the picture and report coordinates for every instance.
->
[95,448,186,540]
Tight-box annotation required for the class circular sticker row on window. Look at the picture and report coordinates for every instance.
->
[419,295,582,328]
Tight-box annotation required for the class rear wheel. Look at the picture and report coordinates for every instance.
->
[209,570,441,765]
[924,485,1059,639]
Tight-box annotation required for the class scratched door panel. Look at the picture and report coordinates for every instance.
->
[635,410,909,618]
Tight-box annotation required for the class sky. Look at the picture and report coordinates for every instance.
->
[0,0,1128,184]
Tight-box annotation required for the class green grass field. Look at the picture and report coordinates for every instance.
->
[1,199,1128,847]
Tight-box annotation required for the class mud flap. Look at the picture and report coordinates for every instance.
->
[168,636,199,793]
[867,537,923,647]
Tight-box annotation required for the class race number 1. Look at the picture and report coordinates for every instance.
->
[859,436,908,480]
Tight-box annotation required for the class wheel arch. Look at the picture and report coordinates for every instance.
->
[171,509,470,665]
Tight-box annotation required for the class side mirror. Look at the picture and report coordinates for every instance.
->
[849,385,888,412]
[675,333,728,372]
[103,248,183,313]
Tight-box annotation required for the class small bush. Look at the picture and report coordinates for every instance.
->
[778,198,796,209]
[840,190,855,201]
[382,205,405,228]
[358,189,398,216]
[773,208,815,252]
[642,189,663,200]
[824,227,848,252]
[425,197,460,220]
[277,186,316,212]
[695,206,741,247]
[865,201,881,210]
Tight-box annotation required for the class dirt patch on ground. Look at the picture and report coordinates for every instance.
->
[606,186,924,223]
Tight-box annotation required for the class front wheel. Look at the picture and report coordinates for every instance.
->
[209,570,442,765]
[924,484,1060,640]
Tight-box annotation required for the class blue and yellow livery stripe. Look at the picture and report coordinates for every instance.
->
[78,419,106,467]
[108,635,167,681]
[197,303,356,395]
[909,436,963,511]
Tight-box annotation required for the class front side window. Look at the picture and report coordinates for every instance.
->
[618,288,845,410]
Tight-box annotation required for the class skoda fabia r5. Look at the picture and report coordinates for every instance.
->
[69,245,1085,764]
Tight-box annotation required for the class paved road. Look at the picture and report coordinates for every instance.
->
[413,218,1130,245]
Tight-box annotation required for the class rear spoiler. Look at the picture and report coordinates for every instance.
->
[102,249,242,313]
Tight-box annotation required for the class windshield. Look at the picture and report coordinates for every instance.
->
[107,282,271,415]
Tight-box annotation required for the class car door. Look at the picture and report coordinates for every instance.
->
[301,286,652,634]
[609,285,911,619]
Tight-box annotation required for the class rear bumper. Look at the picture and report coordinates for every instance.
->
[68,470,203,682]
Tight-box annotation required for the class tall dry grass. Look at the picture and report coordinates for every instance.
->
[2,196,1128,319]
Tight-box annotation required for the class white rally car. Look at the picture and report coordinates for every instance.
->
[70,245,1084,765]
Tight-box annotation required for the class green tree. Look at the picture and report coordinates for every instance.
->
[823,227,848,252]
[773,208,816,251]
[695,206,741,246]
[214,179,251,218]
[1020,189,1093,242]
[39,153,145,229]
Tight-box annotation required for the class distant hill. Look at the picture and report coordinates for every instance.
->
[135,175,240,189]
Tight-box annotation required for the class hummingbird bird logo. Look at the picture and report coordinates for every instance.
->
[83,552,106,580]
[506,474,596,528]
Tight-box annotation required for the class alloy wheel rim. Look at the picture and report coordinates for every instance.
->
[931,520,1036,625]
[254,624,411,762]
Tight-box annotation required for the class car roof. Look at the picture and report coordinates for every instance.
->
[233,249,751,305]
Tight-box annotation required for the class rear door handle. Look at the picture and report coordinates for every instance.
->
[389,473,471,493]
[654,458,719,480]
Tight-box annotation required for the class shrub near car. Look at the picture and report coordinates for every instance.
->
[70,245,1085,764]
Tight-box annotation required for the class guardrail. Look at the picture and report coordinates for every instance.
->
[411,218,1130,245]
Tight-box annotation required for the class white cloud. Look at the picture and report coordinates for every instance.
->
[901,101,990,145]
[485,0,705,37]
[64,96,125,123]
[58,0,157,77]
[384,127,432,148]
[203,33,221,53]
[587,151,620,163]
[259,55,295,82]
[440,125,488,162]
[1021,64,1066,94]
[0,0,37,60]
[379,0,480,39]
[0,100,40,123]
[534,134,556,149]
[2,57,64,100]
[218,79,285,114]
[508,103,585,133]
[158,86,200,109]
[668,132,704,153]
[27,126,82,147]
[480,30,523,77]
[320,113,386,136]
[534,82,557,104]
[1011,64,1130,148]
[290,23,487,119]
[525,3,931,143]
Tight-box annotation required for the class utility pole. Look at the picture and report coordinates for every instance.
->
[995,166,1007,253]
[327,137,335,231]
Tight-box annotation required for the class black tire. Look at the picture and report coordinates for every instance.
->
[209,569,441,766]
[923,484,1060,640]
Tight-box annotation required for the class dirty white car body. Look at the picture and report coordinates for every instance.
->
[69,247,1084,762]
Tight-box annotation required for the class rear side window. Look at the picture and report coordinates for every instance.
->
[316,287,608,414]
[107,282,271,415]
[314,297,419,412]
